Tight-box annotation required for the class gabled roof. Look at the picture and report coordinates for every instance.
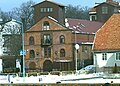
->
[25,16,67,32]
[94,2,119,8]
[89,1,120,12]
[93,14,120,51]
[65,18,103,34]
[32,0,65,7]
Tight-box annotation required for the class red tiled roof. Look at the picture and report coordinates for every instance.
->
[93,14,120,51]
[66,18,103,34]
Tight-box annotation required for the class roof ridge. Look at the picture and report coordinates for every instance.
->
[32,0,65,7]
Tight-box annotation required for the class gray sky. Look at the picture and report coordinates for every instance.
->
[0,0,105,12]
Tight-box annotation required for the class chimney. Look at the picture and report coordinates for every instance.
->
[106,0,113,2]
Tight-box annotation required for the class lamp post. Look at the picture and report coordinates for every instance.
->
[73,26,80,73]
[21,17,25,79]
[75,44,79,73]
[13,17,25,80]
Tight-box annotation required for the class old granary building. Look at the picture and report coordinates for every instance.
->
[24,0,103,72]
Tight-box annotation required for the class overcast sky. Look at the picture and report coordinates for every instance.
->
[0,0,105,12]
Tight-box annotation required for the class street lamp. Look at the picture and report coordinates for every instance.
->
[73,26,80,73]
[21,17,25,80]
[0,18,25,78]
[13,18,25,80]
[75,44,79,73]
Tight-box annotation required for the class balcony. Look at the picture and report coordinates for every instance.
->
[41,39,52,46]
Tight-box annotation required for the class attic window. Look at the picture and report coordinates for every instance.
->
[60,35,65,44]
[102,6,108,14]
[40,8,53,12]
[43,21,50,30]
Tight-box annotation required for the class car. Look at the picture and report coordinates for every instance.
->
[83,65,95,70]
[78,65,96,74]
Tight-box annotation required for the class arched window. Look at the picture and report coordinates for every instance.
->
[29,36,34,45]
[30,50,35,58]
[60,35,65,44]
[60,49,65,57]
[43,21,50,30]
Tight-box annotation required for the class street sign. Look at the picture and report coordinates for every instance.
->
[20,50,26,56]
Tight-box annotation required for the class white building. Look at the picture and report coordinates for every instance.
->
[0,19,21,56]
[93,14,120,73]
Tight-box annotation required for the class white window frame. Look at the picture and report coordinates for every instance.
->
[102,53,107,60]
[102,6,108,14]
[116,53,120,61]
[40,8,44,12]
[40,8,53,12]
[90,15,97,21]
[43,21,50,30]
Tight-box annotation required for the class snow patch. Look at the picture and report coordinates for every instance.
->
[48,16,58,22]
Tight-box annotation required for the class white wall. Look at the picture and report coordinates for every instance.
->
[0,19,21,56]
[94,52,120,68]
[3,19,21,34]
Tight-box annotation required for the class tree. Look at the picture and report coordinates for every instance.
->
[0,0,35,58]
[7,0,35,31]
[19,0,35,31]
[65,4,90,20]
[3,34,21,57]
[0,10,12,22]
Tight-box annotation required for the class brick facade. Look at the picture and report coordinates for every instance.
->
[24,0,101,72]
[24,17,75,71]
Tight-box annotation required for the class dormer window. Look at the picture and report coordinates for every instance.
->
[90,15,96,21]
[43,21,50,30]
